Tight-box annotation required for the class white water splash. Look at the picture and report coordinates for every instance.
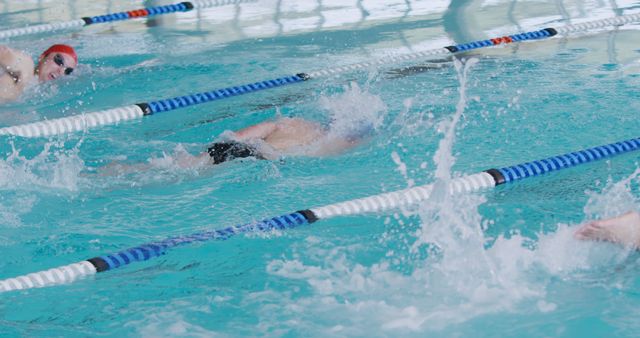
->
[414,57,480,250]
[259,218,629,335]
[583,167,640,220]
[390,150,414,188]
[119,57,640,336]
[0,141,86,236]
[251,58,546,335]
[391,97,436,138]
[128,306,222,338]
[322,82,387,139]
[249,59,547,334]
[431,57,478,181]
[0,140,87,192]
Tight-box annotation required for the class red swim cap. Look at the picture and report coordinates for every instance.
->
[40,44,78,63]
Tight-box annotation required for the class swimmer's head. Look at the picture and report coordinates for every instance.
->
[36,44,78,82]
[207,141,263,164]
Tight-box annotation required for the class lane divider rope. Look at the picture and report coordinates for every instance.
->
[2,12,639,138]
[1,136,638,293]
[0,0,256,40]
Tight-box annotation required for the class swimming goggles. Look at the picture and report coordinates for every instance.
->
[54,54,74,75]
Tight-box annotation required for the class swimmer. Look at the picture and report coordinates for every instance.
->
[182,116,369,166]
[574,211,640,248]
[99,116,373,174]
[0,44,78,102]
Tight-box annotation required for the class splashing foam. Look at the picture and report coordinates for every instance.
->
[397,58,547,328]
[0,140,86,192]
[322,82,387,139]
[0,141,86,234]
[583,167,640,220]
[391,97,436,138]
[251,59,636,335]
[256,166,640,335]
[128,306,223,338]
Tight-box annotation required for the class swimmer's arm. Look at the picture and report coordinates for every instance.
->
[0,65,20,84]
[0,46,23,83]
[233,121,277,141]
[98,152,212,176]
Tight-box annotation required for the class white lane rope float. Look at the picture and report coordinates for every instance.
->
[1,136,638,293]
[0,1,256,40]
[1,12,638,138]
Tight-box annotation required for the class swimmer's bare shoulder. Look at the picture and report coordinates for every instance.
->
[0,46,36,102]
[274,117,324,134]
[234,121,278,140]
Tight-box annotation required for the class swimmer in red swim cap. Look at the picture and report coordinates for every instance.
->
[36,44,78,82]
[0,43,78,102]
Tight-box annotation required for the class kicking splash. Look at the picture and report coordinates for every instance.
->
[322,82,387,141]
[134,60,639,336]
[247,59,549,335]
[574,168,640,249]
[0,140,86,191]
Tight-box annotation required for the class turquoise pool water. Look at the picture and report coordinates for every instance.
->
[1,0,640,336]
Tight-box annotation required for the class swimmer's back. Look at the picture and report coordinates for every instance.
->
[263,117,325,151]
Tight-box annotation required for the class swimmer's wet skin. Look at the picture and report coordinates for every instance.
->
[3,13,639,137]
[575,211,640,248]
[0,43,78,102]
[4,136,640,293]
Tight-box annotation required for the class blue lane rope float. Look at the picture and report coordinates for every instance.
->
[142,74,308,114]
[0,73,310,138]
[1,12,639,138]
[443,28,558,53]
[1,136,639,292]
[86,210,316,272]
[0,0,257,40]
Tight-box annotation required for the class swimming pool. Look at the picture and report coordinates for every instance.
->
[1,0,640,336]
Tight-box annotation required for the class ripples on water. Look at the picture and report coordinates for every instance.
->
[1,0,640,336]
